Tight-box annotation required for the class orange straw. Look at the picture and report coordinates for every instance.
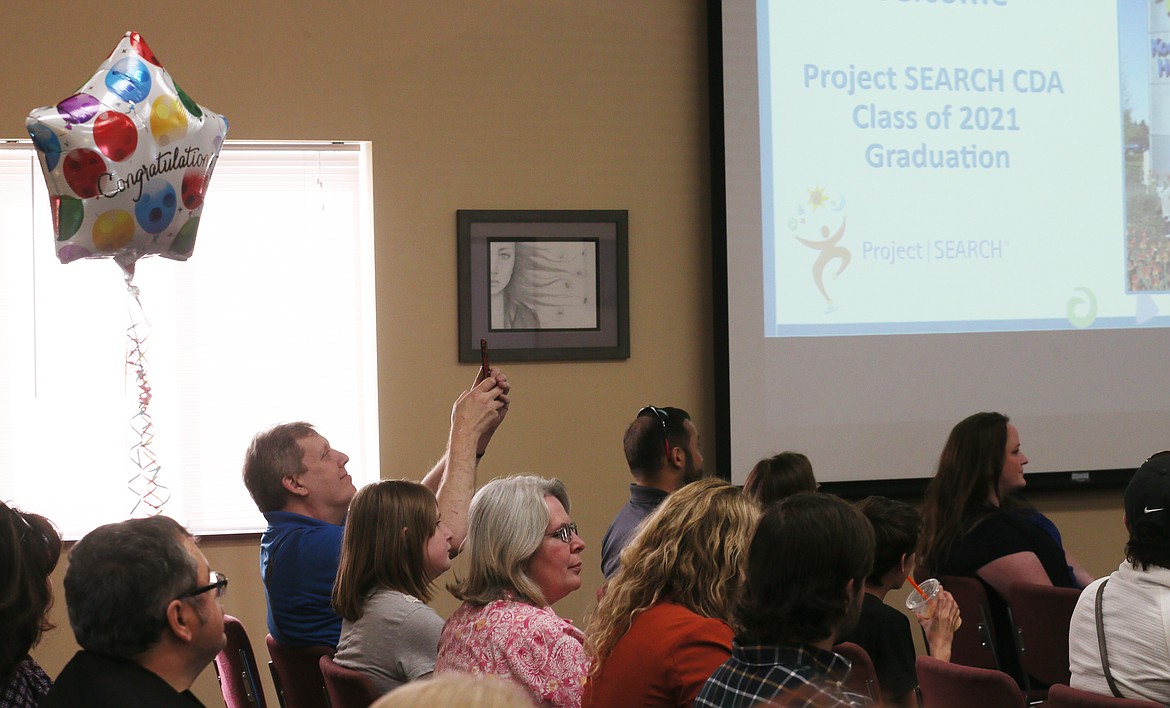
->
[907,575,930,601]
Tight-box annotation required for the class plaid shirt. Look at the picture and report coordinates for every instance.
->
[694,642,870,707]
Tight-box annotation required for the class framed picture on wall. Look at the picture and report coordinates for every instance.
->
[457,209,630,362]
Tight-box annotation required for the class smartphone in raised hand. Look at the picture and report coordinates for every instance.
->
[479,338,490,382]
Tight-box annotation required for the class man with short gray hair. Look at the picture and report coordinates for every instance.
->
[42,516,226,707]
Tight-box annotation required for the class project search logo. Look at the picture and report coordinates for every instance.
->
[788,185,850,312]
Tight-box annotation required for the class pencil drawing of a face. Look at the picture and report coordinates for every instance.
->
[490,242,515,296]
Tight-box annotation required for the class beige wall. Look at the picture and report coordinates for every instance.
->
[3,2,1128,706]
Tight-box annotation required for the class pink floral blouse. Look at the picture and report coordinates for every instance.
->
[436,598,589,707]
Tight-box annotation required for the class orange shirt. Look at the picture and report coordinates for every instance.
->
[583,601,733,708]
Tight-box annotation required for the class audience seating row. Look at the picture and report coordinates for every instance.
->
[833,641,880,702]
[214,616,269,708]
[916,656,1160,708]
[1008,581,1083,690]
[215,615,378,708]
[220,591,1152,708]
[912,575,1155,708]
[933,575,1084,702]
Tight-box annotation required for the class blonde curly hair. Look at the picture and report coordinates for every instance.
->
[586,478,760,676]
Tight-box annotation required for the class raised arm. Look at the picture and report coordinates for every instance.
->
[420,368,510,553]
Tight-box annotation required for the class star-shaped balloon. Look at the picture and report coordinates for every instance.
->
[25,31,228,277]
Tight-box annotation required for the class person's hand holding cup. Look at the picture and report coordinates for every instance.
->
[907,578,962,662]
[905,578,941,619]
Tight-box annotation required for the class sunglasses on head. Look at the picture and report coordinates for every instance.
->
[638,405,673,459]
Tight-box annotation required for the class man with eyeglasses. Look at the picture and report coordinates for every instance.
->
[242,368,511,648]
[600,405,704,578]
[42,516,225,707]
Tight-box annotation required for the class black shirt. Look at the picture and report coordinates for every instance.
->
[40,650,205,708]
[843,592,918,701]
[937,507,1076,686]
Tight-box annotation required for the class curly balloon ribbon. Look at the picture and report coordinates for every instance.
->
[125,274,170,516]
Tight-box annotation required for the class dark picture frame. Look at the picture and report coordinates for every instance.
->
[458,209,629,362]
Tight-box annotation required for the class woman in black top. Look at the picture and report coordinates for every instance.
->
[918,412,1092,683]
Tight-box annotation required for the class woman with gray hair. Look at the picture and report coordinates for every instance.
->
[435,475,588,707]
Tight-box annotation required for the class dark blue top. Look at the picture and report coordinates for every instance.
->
[938,506,1076,686]
[941,508,1075,588]
[600,484,669,578]
[261,510,345,648]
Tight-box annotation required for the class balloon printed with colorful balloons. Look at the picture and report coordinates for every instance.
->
[25,31,228,278]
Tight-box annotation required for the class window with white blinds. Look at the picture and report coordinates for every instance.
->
[0,141,378,539]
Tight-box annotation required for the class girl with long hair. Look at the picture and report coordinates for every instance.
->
[331,480,455,695]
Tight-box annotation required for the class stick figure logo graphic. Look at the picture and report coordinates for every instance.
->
[790,186,850,311]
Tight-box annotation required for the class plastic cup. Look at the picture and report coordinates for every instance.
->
[905,577,940,619]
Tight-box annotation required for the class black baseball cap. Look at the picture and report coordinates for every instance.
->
[1126,452,1170,534]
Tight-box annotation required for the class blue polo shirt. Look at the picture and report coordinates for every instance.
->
[260,511,345,648]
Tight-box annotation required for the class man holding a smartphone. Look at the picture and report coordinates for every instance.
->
[242,368,511,648]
